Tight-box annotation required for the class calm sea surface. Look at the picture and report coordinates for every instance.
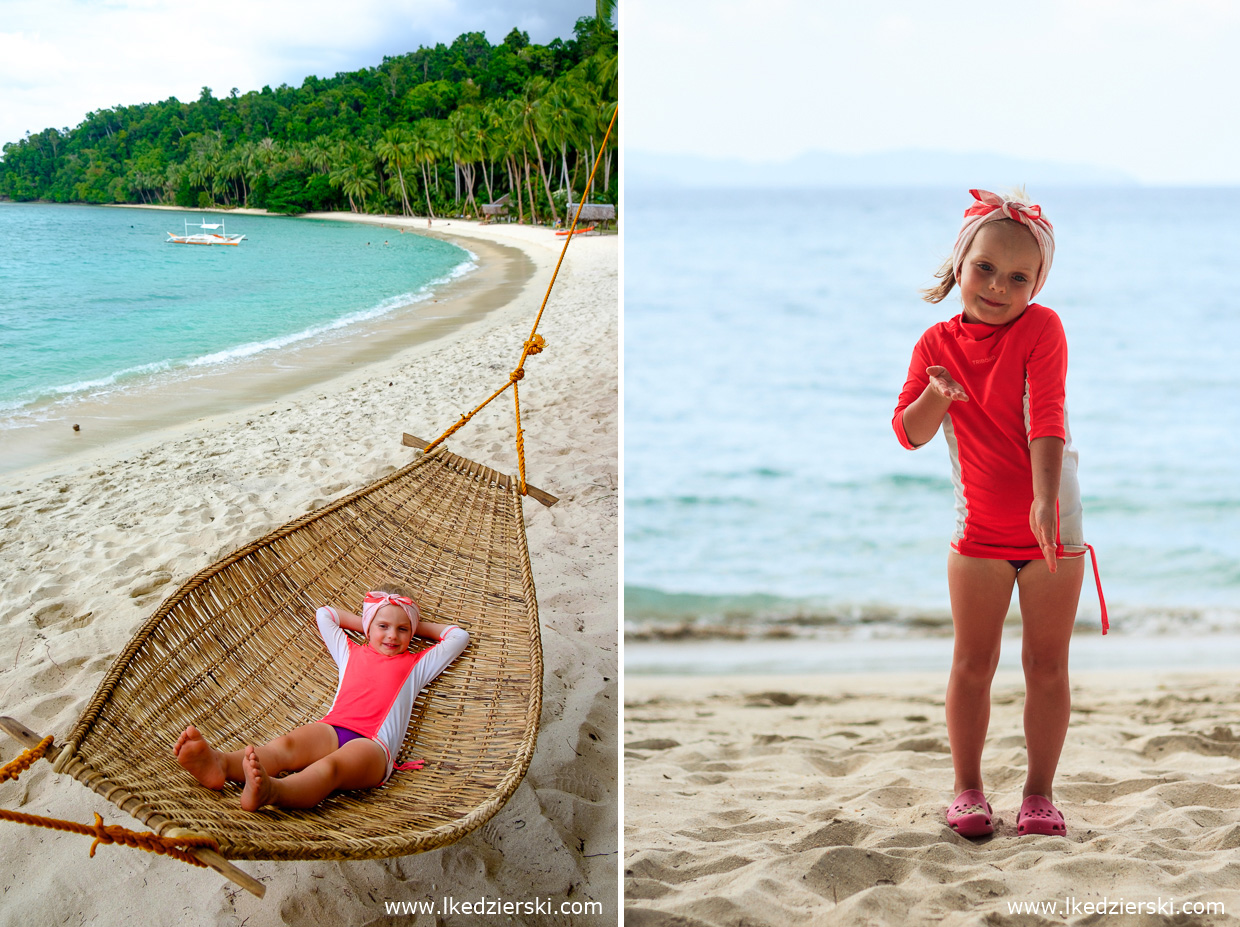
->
[0,203,472,425]
[625,187,1240,658]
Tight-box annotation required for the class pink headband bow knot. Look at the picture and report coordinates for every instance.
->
[361,591,420,635]
[953,188,1055,298]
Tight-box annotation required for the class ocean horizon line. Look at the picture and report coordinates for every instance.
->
[625,147,1240,189]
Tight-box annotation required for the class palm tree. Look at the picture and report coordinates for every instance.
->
[350,167,379,213]
[408,121,440,219]
[163,162,183,204]
[600,99,618,197]
[504,99,540,224]
[223,148,252,205]
[183,156,210,200]
[590,0,619,55]
[304,137,334,175]
[328,161,356,212]
[448,107,485,217]
[514,80,558,225]
[375,127,413,216]
[328,146,377,213]
[477,101,506,204]
[545,77,589,210]
[491,103,525,223]
[235,141,261,206]
[254,137,280,179]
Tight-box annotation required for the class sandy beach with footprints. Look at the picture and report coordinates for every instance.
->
[625,671,1240,925]
[0,216,617,925]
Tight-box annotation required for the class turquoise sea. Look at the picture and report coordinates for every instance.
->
[625,187,1240,668]
[0,203,473,431]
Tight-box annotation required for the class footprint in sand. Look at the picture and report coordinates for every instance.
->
[1140,732,1240,760]
[32,602,94,631]
[801,846,913,903]
[31,601,72,629]
[894,736,951,754]
[129,571,173,599]
[626,738,680,752]
[744,691,803,707]
[29,693,76,725]
[545,770,606,803]
[791,819,869,850]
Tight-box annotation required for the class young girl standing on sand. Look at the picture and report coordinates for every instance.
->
[892,189,1105,838]
[174,586,469,811]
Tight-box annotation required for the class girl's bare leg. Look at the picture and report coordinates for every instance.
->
[241,739,388,811]
[175,722,339,787]
[946,553,1017,794]
[1016,556,1084,801]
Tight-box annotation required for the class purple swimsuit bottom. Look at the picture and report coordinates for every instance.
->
[331,724,366,747]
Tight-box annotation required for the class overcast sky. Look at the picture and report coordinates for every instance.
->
[0,0,589,148]
[626,0,1240,185]
[7,2,1239,184]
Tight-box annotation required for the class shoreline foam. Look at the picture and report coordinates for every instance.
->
[1,210,531,477]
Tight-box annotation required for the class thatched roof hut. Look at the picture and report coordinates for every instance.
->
[481,193,511,218]
[566,200,616,223]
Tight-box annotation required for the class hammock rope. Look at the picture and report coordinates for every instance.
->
[424,107,619,495]
[0,736,219,868]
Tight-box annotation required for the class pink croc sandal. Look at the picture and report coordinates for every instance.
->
[946,789,994,837]
[1018,795,1066,836]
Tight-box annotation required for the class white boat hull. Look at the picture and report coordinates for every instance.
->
[166,233,247,245]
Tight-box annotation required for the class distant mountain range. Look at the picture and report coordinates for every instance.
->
[626,149,1140,189]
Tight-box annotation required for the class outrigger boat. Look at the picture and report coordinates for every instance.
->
[166,218,246,246]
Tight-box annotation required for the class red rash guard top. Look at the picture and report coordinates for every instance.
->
[892,303,1084,560]
[315,606,470,779]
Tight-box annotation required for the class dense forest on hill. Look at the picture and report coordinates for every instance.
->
[0,16,617,223]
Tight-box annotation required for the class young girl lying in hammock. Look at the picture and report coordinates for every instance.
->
[174,586,469,811]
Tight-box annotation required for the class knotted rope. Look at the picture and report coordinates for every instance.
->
[1,736,219,867]
[423,107,618,495]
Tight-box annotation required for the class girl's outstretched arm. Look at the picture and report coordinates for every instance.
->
[1029,436,1065,572]
[901,366,969,447]
[415,619,457,640]
[317,606,365,634]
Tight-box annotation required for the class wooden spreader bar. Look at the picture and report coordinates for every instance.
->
[0,716,266,898]
[402,434,559,508]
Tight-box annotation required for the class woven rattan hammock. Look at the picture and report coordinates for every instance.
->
[0,111,616,898]
[2,442,545,895]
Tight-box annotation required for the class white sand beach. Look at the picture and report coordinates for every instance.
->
[0,216,617,924]
[625,670,1240,926]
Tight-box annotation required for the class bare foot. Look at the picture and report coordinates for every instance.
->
[174,725,228,789]
[240,746,279,812]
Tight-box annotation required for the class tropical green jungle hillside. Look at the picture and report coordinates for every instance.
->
[0,15,616,224]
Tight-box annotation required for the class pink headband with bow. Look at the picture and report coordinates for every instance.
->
[951,189,1055,298]
[361,591,420,635]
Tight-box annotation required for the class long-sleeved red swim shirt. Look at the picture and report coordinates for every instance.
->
[892,303,1084,560]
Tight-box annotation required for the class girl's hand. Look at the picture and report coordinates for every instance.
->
[1029,498,1058,572]
[926,366,969,403]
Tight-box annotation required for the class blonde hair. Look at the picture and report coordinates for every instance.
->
[922,257,957,304]
[371,580,416,599]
